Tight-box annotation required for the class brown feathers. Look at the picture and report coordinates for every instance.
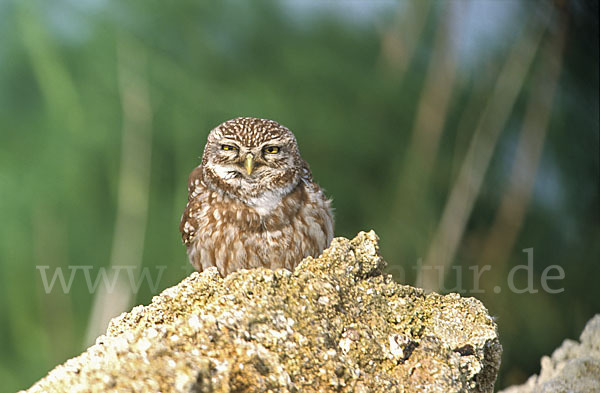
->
[180,117,334,276]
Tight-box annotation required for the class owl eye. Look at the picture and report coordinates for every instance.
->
[221,144,238,151]
[263,146,280,154]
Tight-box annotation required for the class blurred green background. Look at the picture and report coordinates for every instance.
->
[0,0,598,391]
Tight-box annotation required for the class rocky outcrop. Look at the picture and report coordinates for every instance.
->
[499,314,600,393]
[24,231,502,393]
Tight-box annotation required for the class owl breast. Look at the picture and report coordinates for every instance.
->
[181,166,333,275]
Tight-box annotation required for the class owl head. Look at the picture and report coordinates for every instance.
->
[201,117,310,204]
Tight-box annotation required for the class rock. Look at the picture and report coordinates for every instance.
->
[23,231,502,393]
[499,314,600,393]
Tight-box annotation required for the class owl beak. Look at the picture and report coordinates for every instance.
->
[244,153,255,175]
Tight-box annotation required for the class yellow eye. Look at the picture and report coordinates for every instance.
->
[263,146,280,154]
[221,144,237,151]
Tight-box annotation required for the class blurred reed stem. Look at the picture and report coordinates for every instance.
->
[16,0,84,135]
[379,0,431,77]
[389,2,458,270]
[477,8,569,290]
[84,34,153,345]
[420,9,548,292]
[16,0,82,375]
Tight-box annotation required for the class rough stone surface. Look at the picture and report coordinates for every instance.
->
[24,231,502,393]
[499,314,600,393]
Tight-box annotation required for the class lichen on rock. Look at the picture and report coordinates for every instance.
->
[23,231,502,393]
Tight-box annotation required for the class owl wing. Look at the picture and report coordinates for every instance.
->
[179,166,204,245]
[300,159,313,182]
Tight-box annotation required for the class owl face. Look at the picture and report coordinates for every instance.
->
[202,117,306,203]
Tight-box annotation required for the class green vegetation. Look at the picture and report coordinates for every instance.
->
[0,1,597,391]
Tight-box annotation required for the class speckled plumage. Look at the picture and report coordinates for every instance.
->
[180,117,334,275]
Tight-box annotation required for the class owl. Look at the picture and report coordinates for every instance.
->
[180,117,334,276]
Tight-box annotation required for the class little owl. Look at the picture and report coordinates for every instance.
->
[180,117,334,275]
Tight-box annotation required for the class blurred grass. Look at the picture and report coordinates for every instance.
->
[0,0,598,391]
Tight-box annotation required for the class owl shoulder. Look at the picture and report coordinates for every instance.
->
[180,166,205,245]
[300,160,314,183]
[187,166,206,199]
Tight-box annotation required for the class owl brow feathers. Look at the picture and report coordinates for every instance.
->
[212,117,298,148]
